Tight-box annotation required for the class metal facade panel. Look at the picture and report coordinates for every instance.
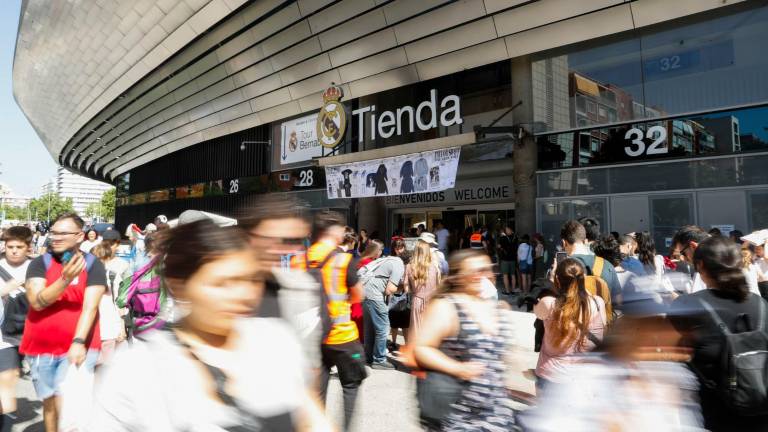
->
[404,17,498,63]
[287,69,342,99]
[493,0,624,36]
[278,53,333,85]
[347,65,420,98]
[503,4,633,58]
[483,0,530,14]
[328,28,398,67]
[338,47,409,83]
[269,37,324,71]
[630,0,748,27]
[381,0,453,24]
[392,0,486,44]
[308,0,377,34]
[318,9,388,51]
[415,38,508,80]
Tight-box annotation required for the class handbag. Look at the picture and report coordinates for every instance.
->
[388,292,410,313]
[417,370,463,424]
[416,296,466,424]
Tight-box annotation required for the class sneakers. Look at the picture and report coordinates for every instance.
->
[370,361,396,370]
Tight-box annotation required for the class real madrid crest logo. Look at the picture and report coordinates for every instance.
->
[317,84,346,149]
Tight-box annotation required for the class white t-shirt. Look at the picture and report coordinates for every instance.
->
[87,318,309,431]
[435,228,450,253]
[0,258,29,283]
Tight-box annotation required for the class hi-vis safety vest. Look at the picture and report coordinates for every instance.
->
[470,232,484,249]
[291,243,358,345]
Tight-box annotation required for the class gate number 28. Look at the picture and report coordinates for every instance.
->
[624,126,668,157]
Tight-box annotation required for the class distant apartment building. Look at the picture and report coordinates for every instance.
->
[55,167,111,215]
[0,183,31,209]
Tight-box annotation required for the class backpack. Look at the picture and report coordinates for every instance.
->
[357,256,402,290]
[699,298,768,416]
[115,257,168,336]
[0,263,29,338]
[305,250,339,343]
[583,256,614,324]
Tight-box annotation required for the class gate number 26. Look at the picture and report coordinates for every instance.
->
[624,125,668,157]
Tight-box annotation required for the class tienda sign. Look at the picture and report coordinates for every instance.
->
[351,89,462,143]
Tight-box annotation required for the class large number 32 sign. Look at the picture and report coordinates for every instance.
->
[624,126,668,157]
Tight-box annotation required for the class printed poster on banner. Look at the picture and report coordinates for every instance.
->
[325,147,461,199]
[280,113,321,165]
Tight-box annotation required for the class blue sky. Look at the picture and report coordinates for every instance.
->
[0,0,57,198]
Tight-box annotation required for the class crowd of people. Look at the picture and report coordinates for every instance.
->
[0,205,767,431]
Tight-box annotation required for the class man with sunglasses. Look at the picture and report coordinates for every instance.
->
[20,213,106,432]
[670,225,710,293]
[244,196,322,365]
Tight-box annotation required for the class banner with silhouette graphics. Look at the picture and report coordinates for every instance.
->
[325,147,461,199]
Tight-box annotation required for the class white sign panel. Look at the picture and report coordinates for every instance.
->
[325,147,461,199]
[280,114,321,166]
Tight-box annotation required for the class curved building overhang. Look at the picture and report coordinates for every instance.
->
[13,0,743,182]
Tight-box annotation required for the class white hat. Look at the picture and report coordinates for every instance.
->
[418,232,438,246]
[144,223,158,232]
[173,210,238,227]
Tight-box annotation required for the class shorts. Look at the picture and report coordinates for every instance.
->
[0,347,19,372]
[321,341,368,386]
[500,260,516,275]
[519,261,532,274]
[29,350,99,400]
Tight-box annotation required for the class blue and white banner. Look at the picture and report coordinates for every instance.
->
[325,147,461,199]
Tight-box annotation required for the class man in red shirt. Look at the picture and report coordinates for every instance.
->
[22,213,106,432]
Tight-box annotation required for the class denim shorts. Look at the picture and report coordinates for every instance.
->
[29,350,99,400]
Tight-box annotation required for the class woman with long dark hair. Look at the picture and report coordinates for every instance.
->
[89,220,329,431]
[635,231,665,278]
[671,236,768,431]
[534,258,606,391]
[413,250,516,431]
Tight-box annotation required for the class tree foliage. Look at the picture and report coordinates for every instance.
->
[28,193,75,222]
[84,189,116,222]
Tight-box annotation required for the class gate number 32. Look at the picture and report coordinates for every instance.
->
[624,126,668,157]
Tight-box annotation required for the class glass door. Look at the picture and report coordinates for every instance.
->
[651,194,694,254]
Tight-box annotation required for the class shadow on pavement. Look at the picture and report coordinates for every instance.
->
[16,397,43,432]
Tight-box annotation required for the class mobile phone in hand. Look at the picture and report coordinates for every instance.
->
[61,250,77,264]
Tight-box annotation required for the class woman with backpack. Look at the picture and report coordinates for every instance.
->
[670,236,768,431]
[388,238,410,351]
[91,238,128,363]
[354,239,385,344]
[88,219,330,431]
[534,258,606,392]
[413,250,517,431]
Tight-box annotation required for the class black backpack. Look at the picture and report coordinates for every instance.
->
[0,264,28,338]
[699,297,768,416]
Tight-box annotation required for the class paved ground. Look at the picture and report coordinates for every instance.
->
[14,375,43,432]
[12,292,538,432]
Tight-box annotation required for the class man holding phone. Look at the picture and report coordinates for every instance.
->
[20,213,106,432]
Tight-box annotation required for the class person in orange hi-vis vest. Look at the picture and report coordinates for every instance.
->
[292,212,367,432]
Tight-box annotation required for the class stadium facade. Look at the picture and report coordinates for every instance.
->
[14,0,768,250]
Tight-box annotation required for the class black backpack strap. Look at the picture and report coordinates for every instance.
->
[0,265,13,283]
[699,298,732,336]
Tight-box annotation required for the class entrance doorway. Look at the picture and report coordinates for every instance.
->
[391,204,514,252]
